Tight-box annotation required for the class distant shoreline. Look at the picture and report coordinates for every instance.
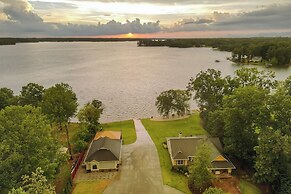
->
[0,38,149,46]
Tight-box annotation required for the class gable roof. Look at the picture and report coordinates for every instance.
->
[168,136,221,159]
[167,136,235,169]
[84,137,121,162]
[94,131,121,140]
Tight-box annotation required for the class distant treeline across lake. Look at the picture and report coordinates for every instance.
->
[0,37,143,45]
[138,37,291,67]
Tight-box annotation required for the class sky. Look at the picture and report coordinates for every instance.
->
[0,0,291,38]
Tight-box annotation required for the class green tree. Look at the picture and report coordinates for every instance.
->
[73,140,88,153]
[203,187,225,194]
[41,83,78,159]
[8,188,26,194]
[72,126,91,153]
[78,99,103,134]
[205,110,225,139]
[188,141,213,194]
[254,128,290,183]
[234,68,277,91]
[284,75,291,96]
[188,69,227,115]
[19,83,44,107]
[222,86,269,164]
[268,89,291,135]
[155,89,190,118]
[9,167,55,194]
[270,57,278,66]
[0,87,16,110]
[0,106,59,192]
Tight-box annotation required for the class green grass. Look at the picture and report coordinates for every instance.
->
[101,120,136,145]
[141,112,207,194]
[72,180,111,194]
[239,179,262,194]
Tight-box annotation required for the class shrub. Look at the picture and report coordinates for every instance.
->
[172,166,189,175]
[73,140,87,153]
[203,187,225,194]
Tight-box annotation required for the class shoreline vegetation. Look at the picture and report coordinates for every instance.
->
[0,37,145,45]
[138,38,291,68]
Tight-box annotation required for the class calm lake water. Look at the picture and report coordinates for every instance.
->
[0,42,290,122]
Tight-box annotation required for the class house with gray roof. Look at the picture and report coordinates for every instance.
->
[167,135,235,175]
[84,134,122,172]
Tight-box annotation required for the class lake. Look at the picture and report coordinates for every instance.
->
[0,42,290,122]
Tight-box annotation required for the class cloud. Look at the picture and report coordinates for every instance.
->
[169,4,291,32]
[0,0,161,36]
[69,0,286,6]
[214,4,291,30]
[52,19,161,36]
[69,0,219,5]
[0,0,291,37]
[168,18,214,32]
[29,1,77,10]
[1,0,43,23]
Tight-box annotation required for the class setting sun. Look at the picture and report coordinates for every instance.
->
[127,33,134,38]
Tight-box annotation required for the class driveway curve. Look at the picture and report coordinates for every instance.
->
[103,119,184,194]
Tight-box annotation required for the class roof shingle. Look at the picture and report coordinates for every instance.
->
[84,137,121,162]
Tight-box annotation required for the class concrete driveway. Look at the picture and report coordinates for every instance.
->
[103,119,184,194]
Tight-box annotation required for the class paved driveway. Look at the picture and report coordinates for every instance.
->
[103,119,184,194]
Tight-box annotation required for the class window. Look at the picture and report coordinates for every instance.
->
[177,160,184,165]
[92,164,97,169]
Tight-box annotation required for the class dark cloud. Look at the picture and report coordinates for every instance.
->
[52,19,161,36]
[184,18,214,25]
[0,19,161,37]
[214,4,291,30]
[167,18,214,32]
[170,4,291,32]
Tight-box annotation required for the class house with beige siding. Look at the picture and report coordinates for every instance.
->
[167,136,235,174]
[84,131,122,172]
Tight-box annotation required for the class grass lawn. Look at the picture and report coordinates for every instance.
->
[101,120,136,145]
[239,179,262,194]
[72,180,111,194]
[141,112,207,194]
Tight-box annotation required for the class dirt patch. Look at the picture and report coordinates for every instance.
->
[213,176,241,194]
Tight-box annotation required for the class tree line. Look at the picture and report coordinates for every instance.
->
[0,83,104,193]
[0,38,146,46]
[138,37,291,67]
